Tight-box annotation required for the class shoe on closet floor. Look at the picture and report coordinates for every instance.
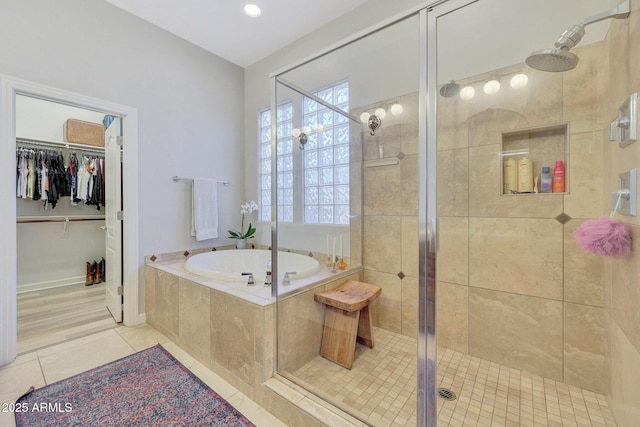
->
[85,261,94,286]
[95,260,103,284]
[91,261,99,284]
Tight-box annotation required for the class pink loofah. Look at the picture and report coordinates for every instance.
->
[574,217,632,258]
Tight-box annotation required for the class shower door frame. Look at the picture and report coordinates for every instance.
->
[266,3,452,425]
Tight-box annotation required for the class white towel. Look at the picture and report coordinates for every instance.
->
[191,178,218,241]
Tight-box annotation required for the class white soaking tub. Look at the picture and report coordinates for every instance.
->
[184,249,321,284]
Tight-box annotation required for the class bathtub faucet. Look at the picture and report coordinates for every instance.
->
[282,271,297,286]
[242,272,255,286]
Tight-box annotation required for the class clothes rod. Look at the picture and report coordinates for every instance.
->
[172,176,230,186]
[17,137,106,153]
[16,215,105,223]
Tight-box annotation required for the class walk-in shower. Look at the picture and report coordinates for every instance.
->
[526,0,630,71]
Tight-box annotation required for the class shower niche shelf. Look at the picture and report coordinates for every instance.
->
[500,123,569,195]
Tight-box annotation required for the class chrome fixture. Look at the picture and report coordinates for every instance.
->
[610,93,638,147]
[297,132,308,149]
[439,80,460,98]
[526,0,630,72]
[242,272,255,286]
[367,114,382,136]
[282,271,296,286]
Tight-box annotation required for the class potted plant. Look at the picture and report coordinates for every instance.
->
[228,201,258,249]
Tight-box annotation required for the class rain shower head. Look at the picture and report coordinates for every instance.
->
[526,0,630,72]
[525,49,579,73]
[439,80,460,98]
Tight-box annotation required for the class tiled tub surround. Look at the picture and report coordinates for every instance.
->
[145,252,363,426]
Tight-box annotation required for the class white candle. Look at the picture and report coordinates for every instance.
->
[332,237,336,262]
[340,234,343,259]
[326,234,329,258]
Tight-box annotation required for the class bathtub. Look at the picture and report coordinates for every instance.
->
[184,249,321,284]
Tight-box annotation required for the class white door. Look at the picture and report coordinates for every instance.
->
[105,118,122,322]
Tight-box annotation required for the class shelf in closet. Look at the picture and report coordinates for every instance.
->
[16,137,105,153]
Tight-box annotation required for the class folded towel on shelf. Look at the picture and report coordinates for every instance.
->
[191,178,218,241]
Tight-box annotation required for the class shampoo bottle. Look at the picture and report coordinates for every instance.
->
[540,167,552,193]
[552,160,565,193]
[503,158,518,194]
[517,157,533,193]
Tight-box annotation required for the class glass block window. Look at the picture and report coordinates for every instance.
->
[303,81,350,224]
[259,102,293,222]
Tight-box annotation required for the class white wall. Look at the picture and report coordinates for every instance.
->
[0,0,245,312]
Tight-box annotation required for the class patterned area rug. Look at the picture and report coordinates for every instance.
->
[14,344,255,426]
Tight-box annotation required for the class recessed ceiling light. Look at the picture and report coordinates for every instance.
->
[243,4,261,18]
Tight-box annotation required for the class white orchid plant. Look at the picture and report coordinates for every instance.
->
[228,200,258,240]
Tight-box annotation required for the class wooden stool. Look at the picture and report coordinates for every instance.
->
[314,280,381,369]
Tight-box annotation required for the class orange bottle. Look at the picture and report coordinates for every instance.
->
[552,160,565,193]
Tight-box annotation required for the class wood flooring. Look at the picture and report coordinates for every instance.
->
[17,282,118,354]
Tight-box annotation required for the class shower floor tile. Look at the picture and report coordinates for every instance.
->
[290,328,617,427]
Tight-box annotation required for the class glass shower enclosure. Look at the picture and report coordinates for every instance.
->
[268,1,640,425]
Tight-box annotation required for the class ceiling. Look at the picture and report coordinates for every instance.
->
[104,0,369,68]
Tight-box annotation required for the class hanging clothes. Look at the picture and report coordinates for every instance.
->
[16,142,105,211]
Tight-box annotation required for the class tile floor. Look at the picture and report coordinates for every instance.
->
[291,328,618,427]
[1,324,621,427]
[0,324,287,427]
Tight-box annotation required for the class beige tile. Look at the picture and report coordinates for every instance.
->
[38,334,134,384]
[401,216,418,280]
[437,92,470,152]
[564,303,606,393]
[363,124,401,161]
[210,292,256,386]
[144,265,157,325]
[154,268,180,337]
[469,217,563,300]
[255,385,323,427]
[563,219,605,306]
[364,270,402,333]
[437,282,468,354]
[0,359,45,404]
[563,42,606,134]
[116,323,170,352]
[437,148,469,217]
[227,391,291,427]
[399,156,418,219]
[400,92,419,156]
[277,287,325,373]
[469,288,563,381]
[363,157,402,216]
[437,217,469,286]
[401,277,418,338]
[468,144,563,218]
[363,215,402,274]
[610,223,640,352]
[162,341,199,369]
[178,278,211,361]
[35,329,118,357]
[189,360,239,400]
[608,320,640,427]
[564,131,605,219]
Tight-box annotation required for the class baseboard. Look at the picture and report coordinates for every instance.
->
[17,276,85,294]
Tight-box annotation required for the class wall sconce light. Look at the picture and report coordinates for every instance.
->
[483,79,500,95]
[459,86,475,100]
[360,107,387,136]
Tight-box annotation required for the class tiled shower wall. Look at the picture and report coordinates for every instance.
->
[359,41,610,394]
[436,41,608,394]
[603,1,640,425]
[353,92,421,340]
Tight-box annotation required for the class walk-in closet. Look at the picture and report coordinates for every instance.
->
[15,95,120,354]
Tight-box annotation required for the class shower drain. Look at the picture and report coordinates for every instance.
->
[437,387,457,401]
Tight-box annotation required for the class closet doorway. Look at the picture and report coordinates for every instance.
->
[15,95,122,354]
[0,75,141,366]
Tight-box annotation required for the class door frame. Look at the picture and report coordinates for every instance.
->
[0,75,141,366]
